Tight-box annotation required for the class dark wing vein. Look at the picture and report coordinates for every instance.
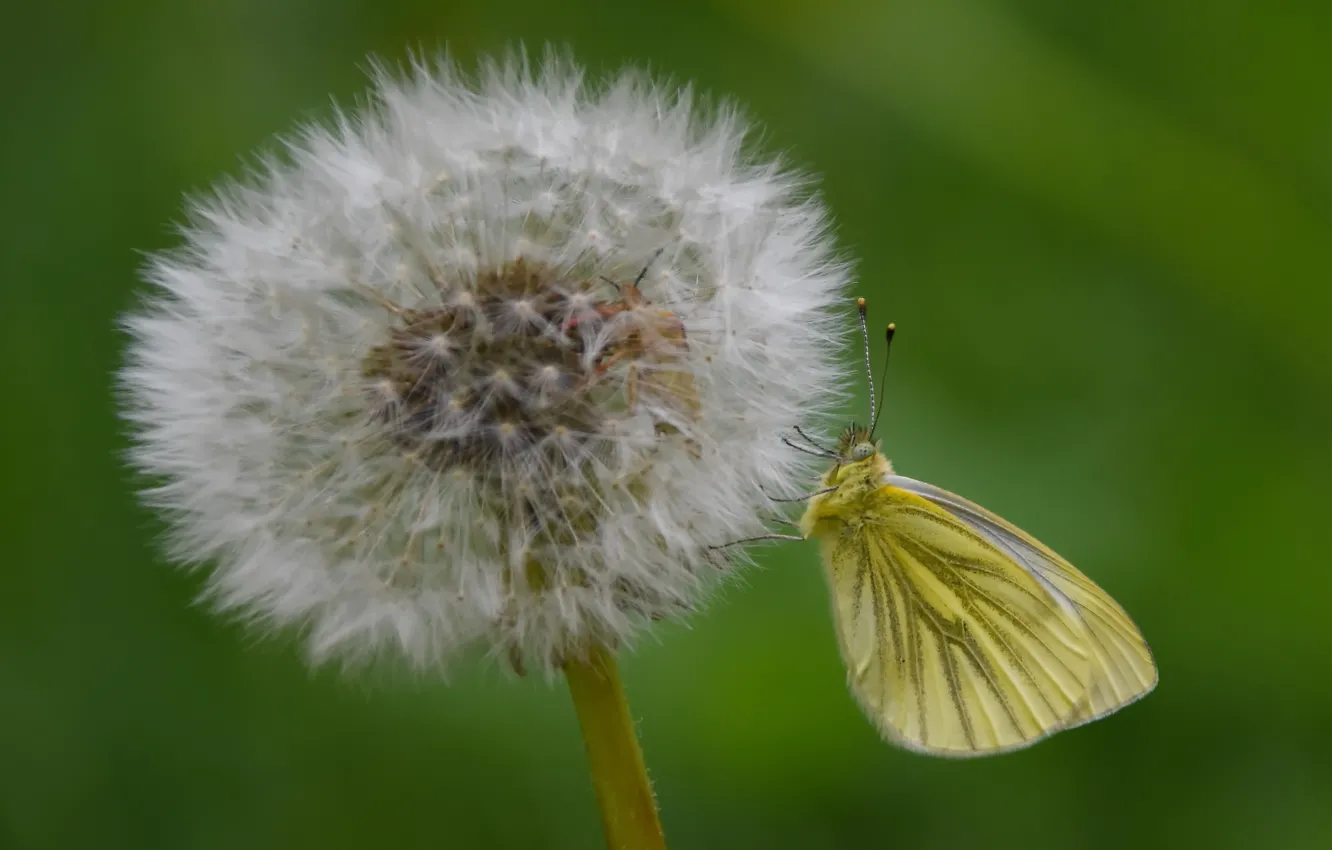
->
[880,532,1027,749]
[896,535,1081,712]
[885,474,1157,723]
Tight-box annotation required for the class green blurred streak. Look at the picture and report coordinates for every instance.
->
[718,0,1332,383]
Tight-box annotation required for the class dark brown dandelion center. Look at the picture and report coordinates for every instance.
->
[361,259,613,475]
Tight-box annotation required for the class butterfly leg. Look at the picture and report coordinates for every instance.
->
[761,485,840,503]
[708,533,804,550]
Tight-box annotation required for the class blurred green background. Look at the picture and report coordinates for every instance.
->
[2,0,1329,847]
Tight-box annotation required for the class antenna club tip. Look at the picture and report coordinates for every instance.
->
[856,296,867,312]
[885,322,897,338]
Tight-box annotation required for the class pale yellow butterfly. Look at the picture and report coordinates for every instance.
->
[767,299,1157,757]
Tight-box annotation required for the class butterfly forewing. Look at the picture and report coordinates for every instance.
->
[886,475,1158,723]
[822,485,1095,756]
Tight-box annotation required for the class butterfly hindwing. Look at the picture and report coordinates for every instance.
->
[821,484,1095,756]
[885,475,1158,723]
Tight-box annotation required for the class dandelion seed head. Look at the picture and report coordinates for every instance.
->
[119,50,850,673]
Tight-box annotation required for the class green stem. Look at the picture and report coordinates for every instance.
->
[563,644,667,850]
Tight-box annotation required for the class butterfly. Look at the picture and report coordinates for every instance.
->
[755,299,1157,757]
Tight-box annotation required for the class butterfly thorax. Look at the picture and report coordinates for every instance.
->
[798,439,894,540]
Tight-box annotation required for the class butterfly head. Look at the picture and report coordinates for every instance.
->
[820,422,891,489]
[836,423,877,461]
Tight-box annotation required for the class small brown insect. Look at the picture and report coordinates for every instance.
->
[567,267,702,445]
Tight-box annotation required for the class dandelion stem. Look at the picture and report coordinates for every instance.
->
[563,643,667,850]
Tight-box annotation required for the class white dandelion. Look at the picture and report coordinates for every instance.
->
[119,51,849,675]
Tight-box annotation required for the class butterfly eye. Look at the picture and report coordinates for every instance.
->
[850,443,874,461]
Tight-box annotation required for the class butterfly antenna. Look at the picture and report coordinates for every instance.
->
[868,323,896,439]
[857,298,875,423]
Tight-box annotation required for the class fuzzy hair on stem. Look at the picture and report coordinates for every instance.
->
[118,48,850,675]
